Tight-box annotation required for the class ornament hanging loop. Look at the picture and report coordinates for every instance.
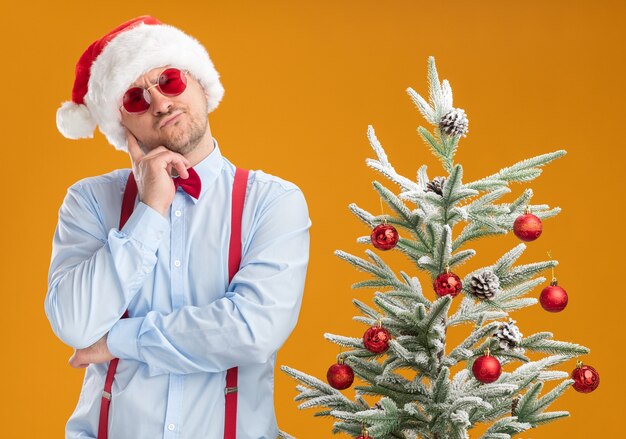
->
[379,197,387,224]
[547,250,557,284]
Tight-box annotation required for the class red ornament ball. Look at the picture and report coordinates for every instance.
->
[326,362,354,390]
[370,224,399,250]
[540,281,568,312]
[433,271,462,297]
[571,362,600,393]
[363,326,391,354]
[472,354,502,383]
[513,212,542,242]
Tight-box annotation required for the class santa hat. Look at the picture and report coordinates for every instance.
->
[56,15,224,152]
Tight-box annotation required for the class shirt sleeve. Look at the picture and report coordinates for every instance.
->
[44,183,170,349]
[106,187,311,376]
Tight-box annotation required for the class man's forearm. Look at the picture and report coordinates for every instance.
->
[45,187,170,349]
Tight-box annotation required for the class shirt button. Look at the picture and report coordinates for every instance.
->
[143,266,151,274]
[174,260,181,267]
[167,423,176,431]
[174,210,182,217]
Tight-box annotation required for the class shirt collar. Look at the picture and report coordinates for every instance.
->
[185,137,223,204]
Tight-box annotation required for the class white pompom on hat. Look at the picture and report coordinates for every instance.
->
[56,15,224,152]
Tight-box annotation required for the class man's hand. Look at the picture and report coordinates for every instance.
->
[126,129,190,217]
[69,334,115,368]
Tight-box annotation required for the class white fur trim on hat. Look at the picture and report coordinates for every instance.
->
[85,22,224,152]
[56,101,98,139]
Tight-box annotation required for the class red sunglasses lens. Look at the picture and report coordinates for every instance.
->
[123,87,151,113]
[158,68,187,96]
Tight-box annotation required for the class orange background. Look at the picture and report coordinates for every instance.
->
[1,0,624,437]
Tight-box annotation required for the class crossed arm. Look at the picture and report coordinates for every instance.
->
[46,182,311,374]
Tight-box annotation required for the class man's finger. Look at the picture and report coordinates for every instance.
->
[152,151,190,177]
[143,145,169,158]
[125,130,144,165]
[69,351,84,368]
[161,153,190,179]
[172,157,190,179]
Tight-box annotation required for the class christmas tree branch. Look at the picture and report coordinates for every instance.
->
[465,187,512,212]
[519,332,590,356]
[442,165,478,209]
[407,57,459,172]
[512,379,573,429]
[492,244,525,275]
[452,223,508,251]
[332,397,430,438]
[393,237,433,267]
[478,417,532,438]
[417,126,451,171]
[506,189,533,214]
[350,202,417,233]
[448,276,545,326]
[427,56,447,121]
[365,125,421,193]
[373,180,420,228]
[465,150,567,190]
[498,261,557,287]
[335,249,396,280]
[407,86,436,125]
[280,366,365,413]
[446,322,501,365]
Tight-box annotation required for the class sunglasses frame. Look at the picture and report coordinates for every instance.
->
[120,68,189,115]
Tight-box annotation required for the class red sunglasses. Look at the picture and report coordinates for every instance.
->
[121,68,188,114]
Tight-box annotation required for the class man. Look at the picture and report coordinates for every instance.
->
[45,16,311,439]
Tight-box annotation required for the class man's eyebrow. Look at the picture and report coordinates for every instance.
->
[132,75,159,88]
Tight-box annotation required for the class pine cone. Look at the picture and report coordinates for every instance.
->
[494,318,523,350]
[439,108,469,137]
[511,395,522,416]
[425,176,446,195]
[469,269,500,299]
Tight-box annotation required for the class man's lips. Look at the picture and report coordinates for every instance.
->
[159,111,183,128]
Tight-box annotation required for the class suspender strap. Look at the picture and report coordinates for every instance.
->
[97,168,249,439]
[98,173,136,439]
[228,168,248,282]
[224,168,249,439]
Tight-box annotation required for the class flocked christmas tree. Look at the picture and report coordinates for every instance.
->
[280,57,599,439]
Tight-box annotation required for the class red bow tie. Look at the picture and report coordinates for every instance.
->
[173,167,202,199]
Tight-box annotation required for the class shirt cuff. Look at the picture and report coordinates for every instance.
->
[107,317,143,361]
[120,201,170,253]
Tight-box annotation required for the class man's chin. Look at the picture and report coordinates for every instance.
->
[147,116,207,154]
[163,134,203,155]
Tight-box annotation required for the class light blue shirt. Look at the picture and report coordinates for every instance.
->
[45,139,311,439]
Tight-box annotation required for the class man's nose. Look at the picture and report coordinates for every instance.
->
[150,89,174,115]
